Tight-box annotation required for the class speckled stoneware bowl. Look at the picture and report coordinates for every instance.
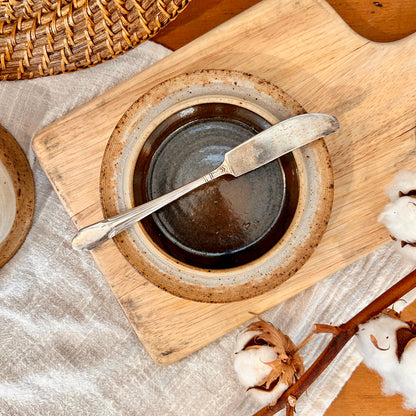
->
[100,69,334,303]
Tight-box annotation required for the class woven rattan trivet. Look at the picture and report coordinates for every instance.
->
[0,0,190,80]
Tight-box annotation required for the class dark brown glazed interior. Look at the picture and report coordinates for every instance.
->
[133,103,299,269]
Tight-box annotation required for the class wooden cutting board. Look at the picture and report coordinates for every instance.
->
[32,0,416,365]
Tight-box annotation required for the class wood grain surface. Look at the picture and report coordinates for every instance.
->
[154,1,416,414]
[32,0,416,413]
[154,0,416,47]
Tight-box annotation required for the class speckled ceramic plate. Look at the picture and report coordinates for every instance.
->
[100,70,334,302]
[0,126,35,268]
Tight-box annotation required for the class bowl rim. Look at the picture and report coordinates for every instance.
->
[100,69,334,303]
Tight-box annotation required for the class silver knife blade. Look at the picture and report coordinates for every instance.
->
[224,113,339,177]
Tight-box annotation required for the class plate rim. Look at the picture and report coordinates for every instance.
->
[0,126,35,268]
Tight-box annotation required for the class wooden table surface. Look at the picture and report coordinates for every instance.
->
[153,1,416,415]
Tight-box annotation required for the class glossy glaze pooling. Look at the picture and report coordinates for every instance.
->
[133,103,299,269]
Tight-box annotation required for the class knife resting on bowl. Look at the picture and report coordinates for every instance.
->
[72,113,339,251]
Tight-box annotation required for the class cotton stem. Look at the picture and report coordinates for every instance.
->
[252,268,416,416]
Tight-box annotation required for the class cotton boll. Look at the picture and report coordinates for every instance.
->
[234,346,290,407]
[248,379,290,408]
[356,315,404,374]
[378,197,416,243]
[234,318,304,407]
[385,170,416,201]
[379,171,416,261]
[391,240,416,263]
[356,314,416,408]
[234,345,277,388]
[234,330,261,354]
[398,339,416,409]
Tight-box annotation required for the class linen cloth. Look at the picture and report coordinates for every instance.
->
[0,41,415,416]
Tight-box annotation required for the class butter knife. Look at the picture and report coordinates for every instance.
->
[72,113,339,251]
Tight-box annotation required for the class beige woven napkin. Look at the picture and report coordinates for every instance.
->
[0,41,415,416]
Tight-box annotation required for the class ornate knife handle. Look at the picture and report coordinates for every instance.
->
[72,163,231,251]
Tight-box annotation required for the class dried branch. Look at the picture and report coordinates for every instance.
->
[252,268,416,416]
[285,402,294,416]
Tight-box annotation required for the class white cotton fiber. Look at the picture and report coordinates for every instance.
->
[247,380,290,408]
[234,345,277,388]
[378,197,416,243]
[234,343,291,407]
[391,240,416,263]
[379,170,416,262]
[356,314,416,409]
[385,170,416,201]
[398,339,416,409]
[356,315,404,375]
[234,330,261,354]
